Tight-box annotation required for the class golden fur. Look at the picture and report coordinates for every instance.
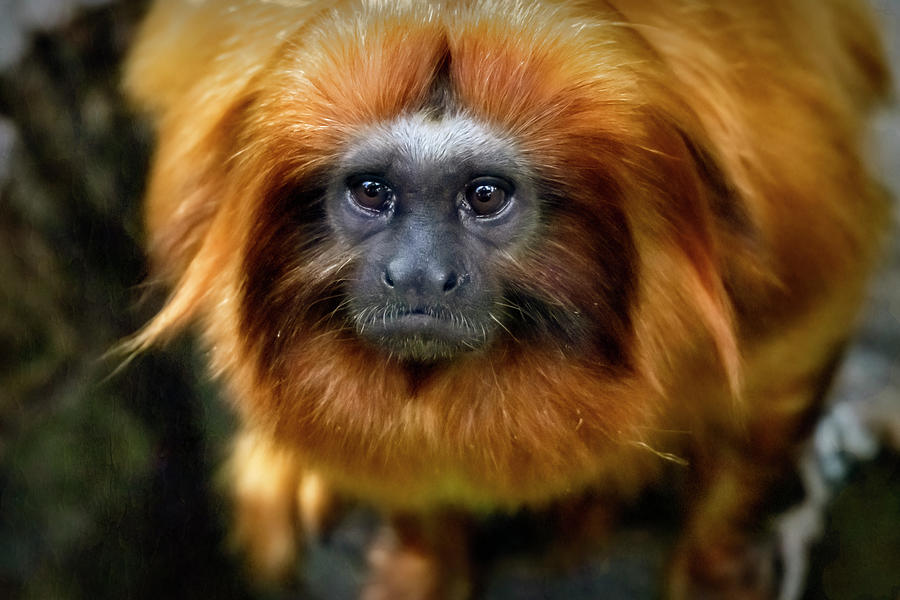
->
[124,0,890,596]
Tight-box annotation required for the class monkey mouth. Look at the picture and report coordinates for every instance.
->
[352,305,490,362]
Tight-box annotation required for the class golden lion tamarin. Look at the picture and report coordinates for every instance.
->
[123,0,890,597]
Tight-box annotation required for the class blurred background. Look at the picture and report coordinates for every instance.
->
[0,1,898,598]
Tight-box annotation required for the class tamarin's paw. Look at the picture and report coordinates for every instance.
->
[362,521,472,600]
[669,535,776,600]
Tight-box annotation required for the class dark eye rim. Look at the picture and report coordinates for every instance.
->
[464,176,514,218]
[347,175,394,213]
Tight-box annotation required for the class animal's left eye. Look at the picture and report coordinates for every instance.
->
[465,177,512,217]
[350,178,393,211]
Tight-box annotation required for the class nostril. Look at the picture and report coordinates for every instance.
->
[382,269,395,288]
[442,272,459,293]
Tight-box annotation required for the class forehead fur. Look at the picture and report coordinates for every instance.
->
[339,113,528,178]
[246,1,653,181]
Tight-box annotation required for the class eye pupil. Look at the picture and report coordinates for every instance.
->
[474,185,496,203]
[363,182,382,197]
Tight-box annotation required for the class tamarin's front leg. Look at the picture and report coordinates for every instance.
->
[669,453,782,600]
[670,356,841,600]
[228,428,338,584]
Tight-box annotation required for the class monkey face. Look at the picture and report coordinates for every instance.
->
[326,114,540,362]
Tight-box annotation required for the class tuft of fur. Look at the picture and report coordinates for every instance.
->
[124,0,890,596]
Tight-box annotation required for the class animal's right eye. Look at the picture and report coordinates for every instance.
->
[349,178,393,212]
[464,176,513,217]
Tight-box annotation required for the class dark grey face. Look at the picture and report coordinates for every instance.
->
[325,113,540,362]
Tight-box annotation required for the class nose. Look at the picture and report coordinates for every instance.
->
[383,255,463,299]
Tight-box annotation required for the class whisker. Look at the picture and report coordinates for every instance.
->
[488,312,518,343]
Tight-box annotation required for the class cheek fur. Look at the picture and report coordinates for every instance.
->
[239,181,354,373]
[499,189,637,365]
